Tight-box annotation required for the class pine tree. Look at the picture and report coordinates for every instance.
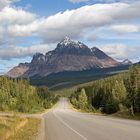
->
[78,88,88,110]
[125,65,140,115]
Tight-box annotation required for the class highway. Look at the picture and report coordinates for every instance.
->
[43,98,140,140]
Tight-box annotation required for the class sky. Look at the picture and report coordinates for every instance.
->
[0,0,140,74]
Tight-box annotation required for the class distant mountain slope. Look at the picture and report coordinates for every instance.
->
[121,59,132,65]
[6,63,29,78]
[30,65,130,90]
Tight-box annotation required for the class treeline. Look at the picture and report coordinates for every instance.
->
[0,77,58,113]
[70,65,140,115]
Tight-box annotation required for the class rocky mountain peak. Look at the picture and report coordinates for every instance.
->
[59,36,75,47]
[33,53,44,58]
[54,37,92,55]
[31,53,46,67]
[91,47,109,59]
[122,59,132,65]
[32,53,45,61]
[58,37,88,49]
[18,62,30,67]
[60,36,72,45]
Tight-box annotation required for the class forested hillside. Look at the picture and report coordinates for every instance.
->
[70,65,140,115]
[0,77,58,113]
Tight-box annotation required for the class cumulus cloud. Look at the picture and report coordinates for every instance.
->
[0,7,36,25]
[0,3,36,46]
[7,2,140,43]
[7,21,39,37]
[99,44,139,61]
[0,26,4,40]
[86,34,98,42]
[0,44,53,60]
[110,24,139,34]
[0,0,10,10]
[38,2,140,42]
[0,0,21,10]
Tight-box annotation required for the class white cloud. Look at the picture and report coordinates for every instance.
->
[38,2,140,43]
[0,7,36,25]
[0,0,21,10]
[86,34,98,41]
[0,4,36,44]
[0,0,10,10]
[99,44,139,61]
[7,21,39,37]
[111,24,139,34]
[7,2,140,43]
[69,0,90,3]
[0,26,4,40]
[0,44,53,60]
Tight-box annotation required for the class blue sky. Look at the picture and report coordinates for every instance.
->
[0,0,140,74]
[14,0,86,15]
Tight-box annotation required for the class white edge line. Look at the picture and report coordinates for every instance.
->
[53,110,89,140]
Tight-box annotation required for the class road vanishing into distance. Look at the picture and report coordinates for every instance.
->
[43,98,140,140]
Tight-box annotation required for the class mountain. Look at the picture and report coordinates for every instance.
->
[121,59,132,65]
[7,63,30,78]
[23,37,119,77]
[8,37,119,78]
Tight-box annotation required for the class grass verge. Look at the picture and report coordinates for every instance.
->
[111,111,140,120]
[70,102,140,120]
[0,116,40,140]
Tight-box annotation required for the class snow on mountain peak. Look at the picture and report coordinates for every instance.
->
[60,36,73,46]
[59,37,88,49]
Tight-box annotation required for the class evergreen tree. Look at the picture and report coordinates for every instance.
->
[124,65,140,115]
[78,88,88,110]
[0,76,58,113]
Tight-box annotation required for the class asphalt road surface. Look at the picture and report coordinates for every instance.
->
[43,98,140,140]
